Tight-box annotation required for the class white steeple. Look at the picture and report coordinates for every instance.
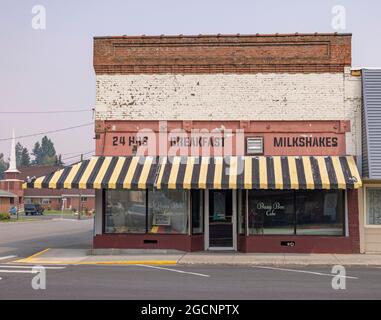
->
[5,129,20,173]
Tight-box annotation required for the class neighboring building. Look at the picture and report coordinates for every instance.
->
[0,130,23,211]
[26,33,364,253]
[0,190,17,213]
[19,165,95,212]
[0,131,95,213]
[359,69,381,253]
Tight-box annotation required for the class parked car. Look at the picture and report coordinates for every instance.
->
[24,204,44,216]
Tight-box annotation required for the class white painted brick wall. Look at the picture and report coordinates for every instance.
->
[95,69,362,156]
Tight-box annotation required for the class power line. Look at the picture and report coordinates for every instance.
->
[64,154,94,166]
[0,123,93,141]
[0,109,93,114]
[61,150,94,161]
[61,149,95,156]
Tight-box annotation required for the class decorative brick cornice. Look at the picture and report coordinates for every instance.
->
[93,33,351,74]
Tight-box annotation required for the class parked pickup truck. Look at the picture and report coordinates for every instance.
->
[24,204,44,216]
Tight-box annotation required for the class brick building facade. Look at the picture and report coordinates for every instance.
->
[25,33,364,253]
[90,33,363,253]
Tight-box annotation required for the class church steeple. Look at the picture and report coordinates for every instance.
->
[5,129,20,176]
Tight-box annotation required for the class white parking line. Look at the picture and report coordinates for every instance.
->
[0,265,66,270]
[252,266,359,279]
[135,264,210,277]
[0,270,37,274]
[0,255,17,261]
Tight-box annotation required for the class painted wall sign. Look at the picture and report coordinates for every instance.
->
[95,120,348,157]
[273,136,338,148]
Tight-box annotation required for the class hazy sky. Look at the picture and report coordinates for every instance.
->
[1,0,380,164]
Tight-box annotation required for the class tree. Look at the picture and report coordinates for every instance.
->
[15,142,30,167]
[55,154,63,165]
[32,136,57,165]
[20,147,31,167]
[0,153,8,179]
[40,136,57,165]
[32,141,43,165]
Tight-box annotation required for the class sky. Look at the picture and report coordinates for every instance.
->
[0,0,380,164]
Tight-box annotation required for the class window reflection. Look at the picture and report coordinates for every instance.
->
[148,190,188,234]
[105,190,146,233]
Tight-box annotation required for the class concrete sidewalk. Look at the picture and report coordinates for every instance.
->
[12,248,381,266]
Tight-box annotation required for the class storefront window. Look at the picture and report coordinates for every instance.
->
[238,190,246,235]
[247,190,345,236]
[366,188,381,225]
[296,190,345,235]
[191,190,203,234]
[105,190,146,233]
[248,190,295,235]
[148,190,188,234]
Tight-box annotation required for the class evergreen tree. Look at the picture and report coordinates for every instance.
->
[31,136,57,165]
[55,154,63,165]
[15,142,23,166]
[32,141,43,165]
[0,153,8,179]
[20,147,31,167]
[40,136,57,165]
[15,142,30,167]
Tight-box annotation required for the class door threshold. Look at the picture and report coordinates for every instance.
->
[207,247,235,251]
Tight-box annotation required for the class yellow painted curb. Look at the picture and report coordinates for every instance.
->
[13,248,177,266]
[14,248,50,263]
[12,259,178,266]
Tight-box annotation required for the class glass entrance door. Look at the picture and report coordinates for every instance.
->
[208,190,233,248]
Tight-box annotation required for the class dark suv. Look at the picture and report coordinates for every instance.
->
[24,204,44,216]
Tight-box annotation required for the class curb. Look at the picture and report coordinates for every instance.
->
[12,260,178,266]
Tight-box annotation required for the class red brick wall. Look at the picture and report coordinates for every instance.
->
[0,198,12,213]
[94,234,204,251]
[94,33,351,74]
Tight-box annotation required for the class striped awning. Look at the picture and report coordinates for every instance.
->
[23,155,362,190]
[155,156,362,190]
[23,156,158,189]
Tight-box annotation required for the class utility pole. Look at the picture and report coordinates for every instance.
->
[78,154,83,220]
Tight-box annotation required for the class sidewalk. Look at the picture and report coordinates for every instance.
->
[13,248,381,266]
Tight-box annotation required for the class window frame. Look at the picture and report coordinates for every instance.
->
[191,189,204,235]
[364,186,381,228]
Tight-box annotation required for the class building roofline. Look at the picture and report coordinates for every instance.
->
[93,32,352,40]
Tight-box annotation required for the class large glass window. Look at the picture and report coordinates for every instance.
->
[105,190,146,233]
[148,190,188,234]
[296,190,345,235]
[191,190,203,234]
[366,188,381,225]
[247,190,345,236]
[248,190,295,235]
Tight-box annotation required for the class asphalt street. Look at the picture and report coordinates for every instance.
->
[1,218,381,300]
[0,217,93,258]
[1,264,381,299]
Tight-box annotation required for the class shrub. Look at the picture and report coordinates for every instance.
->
[0,213,10,221]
